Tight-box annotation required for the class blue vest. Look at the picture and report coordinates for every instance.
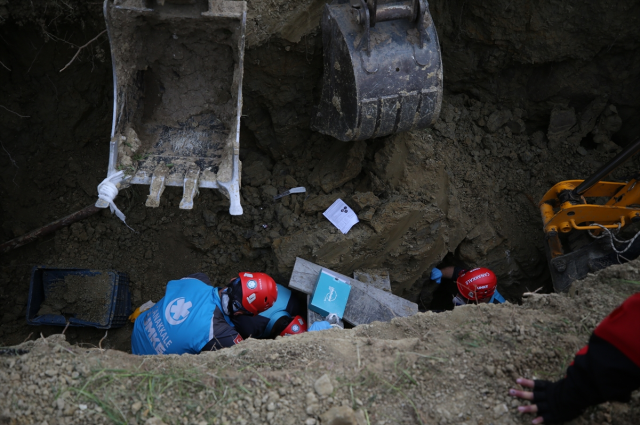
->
[259,284,292,338]
[132,278,228,355]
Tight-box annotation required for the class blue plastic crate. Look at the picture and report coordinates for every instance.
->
[26,266,132,329]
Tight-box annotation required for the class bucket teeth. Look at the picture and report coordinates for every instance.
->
[179,164,201,210]
[146,164,169,208]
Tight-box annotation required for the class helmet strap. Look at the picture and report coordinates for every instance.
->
[228,279,253,315]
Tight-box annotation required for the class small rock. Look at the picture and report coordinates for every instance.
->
[484,365,496,377]
[131,401,142,414]
[314,374,334,397]
[493,403,509,418]
[145,418,166,425]
[320,406,360,425]
[486,110,513,133]
[45,369,58,377]
[305,419,317,425]
[267,402,275,411]
[350,192,380,211]
[306,392,318,406]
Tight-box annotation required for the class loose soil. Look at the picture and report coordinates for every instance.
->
[2,260,639,425]
[36,273,113,325]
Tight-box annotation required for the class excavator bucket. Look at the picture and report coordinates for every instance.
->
[312,0,443,142]
[100,0,246,214]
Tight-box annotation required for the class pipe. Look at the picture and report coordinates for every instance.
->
[572,138,640,197]
[0,205,101,254]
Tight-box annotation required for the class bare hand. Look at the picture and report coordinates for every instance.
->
[509,378,544,424]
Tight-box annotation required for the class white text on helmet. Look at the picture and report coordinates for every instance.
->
[464,272,491,285]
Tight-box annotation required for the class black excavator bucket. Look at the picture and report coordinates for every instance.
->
[312,0,443,142]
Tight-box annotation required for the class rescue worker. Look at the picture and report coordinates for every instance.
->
[422,266,505,310]
[232,283,307,339]
[131,272,277,355]
[509,292,640,424]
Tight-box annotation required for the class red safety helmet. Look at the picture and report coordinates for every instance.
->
[280,316,307,337]
[239,272,278,315]
[456,268,497,301]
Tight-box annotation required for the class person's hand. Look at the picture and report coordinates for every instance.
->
[430,268,443,284]
[509,378,544,424]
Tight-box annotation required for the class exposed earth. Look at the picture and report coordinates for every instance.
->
[1,0,640,424]
[2,261,640,425]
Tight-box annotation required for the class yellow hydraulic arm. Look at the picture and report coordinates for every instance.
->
[539,138,640,258]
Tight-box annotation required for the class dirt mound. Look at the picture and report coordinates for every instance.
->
[36,273,113,324]
[2,260,639,425]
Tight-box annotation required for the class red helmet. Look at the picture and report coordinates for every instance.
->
[280,316,307,336]
[456,268,497,301]
[239,272,278,315]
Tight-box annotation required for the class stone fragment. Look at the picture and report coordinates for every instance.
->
[547,106,576,148]
[145,418,167,425]
[493,403,509,418]
[530,131,547,149]
[314,374,334,397]
[486,110,512,133]
[350,192,380,211]
[303,192,346,214]
[357,208,375,222]
[131,401,142,414]
[506,118,526,134]
[320,406,362,425]
[578,96,608,135]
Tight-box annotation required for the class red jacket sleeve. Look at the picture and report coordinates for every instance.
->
[532,293,640,423]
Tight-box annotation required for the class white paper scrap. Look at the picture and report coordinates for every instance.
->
[323,199,359,234]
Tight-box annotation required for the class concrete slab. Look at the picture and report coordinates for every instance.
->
[291,257,419,326]
[353,269,391,292]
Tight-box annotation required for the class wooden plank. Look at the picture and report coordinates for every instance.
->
[290,257,418,326]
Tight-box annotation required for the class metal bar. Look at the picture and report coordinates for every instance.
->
[375,4,413,22]
[0,205,101,254]
[573,138,640,197]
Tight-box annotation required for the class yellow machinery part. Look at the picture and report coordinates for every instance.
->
[539,179,640,258]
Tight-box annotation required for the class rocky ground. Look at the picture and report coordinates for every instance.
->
[2,260,640,425]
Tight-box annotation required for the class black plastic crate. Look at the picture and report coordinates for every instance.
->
[26,266,132,329]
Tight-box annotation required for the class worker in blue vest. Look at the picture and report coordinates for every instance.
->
[232,283,307,339]
[131,272,278,355]
[421,266,505,310]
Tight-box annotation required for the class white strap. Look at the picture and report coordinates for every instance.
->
[97,170,135,231]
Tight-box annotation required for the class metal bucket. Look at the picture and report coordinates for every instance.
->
[312,0,443,142]
[99,0,246,214]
